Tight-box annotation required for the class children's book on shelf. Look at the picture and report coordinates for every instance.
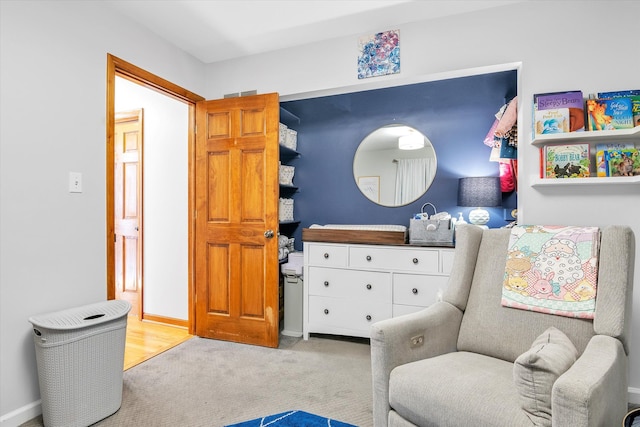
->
[544,144,591,178]
[595,143,635,177]
[593,90,640,127]
[534,90,585,132]
[595,143,636,177]
[535,108,570,135]
[632,96,640,127]
[595,90,640,99]
[604,148,640,177]
[586,97,635,131]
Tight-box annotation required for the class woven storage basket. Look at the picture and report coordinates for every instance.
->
[28,300,131,427]
[279,164,295,185]
[279,198,294,222]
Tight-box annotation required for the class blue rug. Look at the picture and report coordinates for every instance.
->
[225,410,357,426]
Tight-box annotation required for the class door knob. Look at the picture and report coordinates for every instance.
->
[264,229,274,238]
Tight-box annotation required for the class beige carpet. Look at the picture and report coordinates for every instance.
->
[21,334,373,427]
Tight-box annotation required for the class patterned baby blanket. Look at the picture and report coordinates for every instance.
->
[501,225,600,319]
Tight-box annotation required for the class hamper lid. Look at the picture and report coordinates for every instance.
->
[28,300,131,330]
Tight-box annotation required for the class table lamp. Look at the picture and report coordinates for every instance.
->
[457,177,501,228]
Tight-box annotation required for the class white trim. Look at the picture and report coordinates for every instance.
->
[0,400,41,427]
[629,387,640,405]
[280,62,522,102]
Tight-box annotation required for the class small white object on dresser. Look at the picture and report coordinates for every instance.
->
[302,242,455,340]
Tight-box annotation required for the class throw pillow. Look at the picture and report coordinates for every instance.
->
[513,327,578,426]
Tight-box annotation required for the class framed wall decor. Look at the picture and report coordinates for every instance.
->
[358,176,380,203]
[357,29,400,79]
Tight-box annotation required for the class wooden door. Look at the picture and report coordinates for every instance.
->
[194,93,280,348]
[114,110,143,318]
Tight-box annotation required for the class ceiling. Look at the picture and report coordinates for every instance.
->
[103,0,517,64]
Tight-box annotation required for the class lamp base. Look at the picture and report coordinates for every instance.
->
[468,208,490,227]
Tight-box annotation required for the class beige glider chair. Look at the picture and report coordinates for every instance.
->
[371,225,635,427]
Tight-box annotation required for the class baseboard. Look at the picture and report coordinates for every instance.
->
[281,329,303,338]
[629,387,640,405]
[0,400,41,427]
[142,313,189,328]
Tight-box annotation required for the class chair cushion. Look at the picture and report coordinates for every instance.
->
[389,352,532,427]
[513,327,578,427]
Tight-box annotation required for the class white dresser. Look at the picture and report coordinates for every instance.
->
[302,242,455,340]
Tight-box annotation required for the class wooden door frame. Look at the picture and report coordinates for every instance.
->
[106,54,204,334]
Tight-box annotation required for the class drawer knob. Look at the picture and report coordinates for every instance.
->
[412,288,418,294]
[324,253,329,259]
[324,281,329,287]
[366,255,372,261]
[366,315,372,321]
[413,258,419,264]
[366,284,372,290]
[324,309,329,315]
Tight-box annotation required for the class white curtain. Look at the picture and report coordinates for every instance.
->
[394,158,431,205]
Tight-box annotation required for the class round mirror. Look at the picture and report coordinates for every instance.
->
[353,124,437,207]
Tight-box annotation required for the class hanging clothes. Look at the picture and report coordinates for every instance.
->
[483,96,518,192]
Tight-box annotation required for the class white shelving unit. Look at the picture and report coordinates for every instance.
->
[531,125,640,187]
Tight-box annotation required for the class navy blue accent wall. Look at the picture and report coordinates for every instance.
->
[281,70,517,249]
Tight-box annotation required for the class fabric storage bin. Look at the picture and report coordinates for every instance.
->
[284,128,297,150]
[279,164,295,185]
[409,218,455,244]
[279,198,294,222]
[28,300,131,427]
[279,123,288,146]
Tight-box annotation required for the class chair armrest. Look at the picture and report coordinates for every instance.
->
[552,335,628,427]
[370,301,463,427]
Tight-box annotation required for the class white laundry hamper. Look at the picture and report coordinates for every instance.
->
[28,300,131,427]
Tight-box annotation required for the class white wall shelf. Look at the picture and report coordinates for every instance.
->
[533,125,640,187]
[531,175,640,187]
[531,125,640,146]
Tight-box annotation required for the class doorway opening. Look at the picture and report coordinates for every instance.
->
[106,54,204,336]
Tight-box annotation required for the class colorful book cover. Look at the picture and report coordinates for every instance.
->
[535,108,570,135]
[586,98,635,130]
[545,144,591,178]
[534,90,585,132]
[631,96,640,127]
[535,90,584,110]
[594,90,640,127]
[605,148,640,177]
[596,89,640,99]
[595,143,636,177]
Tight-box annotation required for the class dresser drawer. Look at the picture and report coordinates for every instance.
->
[307,244,348,267]
[441,249,455,274]
[308,296,392,332]
[393,273,448,307]
[349,246,439,273]
[307,267,391,300]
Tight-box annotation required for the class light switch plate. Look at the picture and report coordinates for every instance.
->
[69,172,82,193]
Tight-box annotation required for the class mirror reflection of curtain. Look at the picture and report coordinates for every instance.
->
[394,158,432,205]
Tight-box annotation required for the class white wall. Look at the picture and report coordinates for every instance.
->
[0,1,204,425]
[115,78,189,321]
[204,1,640,402]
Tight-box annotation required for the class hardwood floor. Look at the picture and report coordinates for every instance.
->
[124,316,193,370]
